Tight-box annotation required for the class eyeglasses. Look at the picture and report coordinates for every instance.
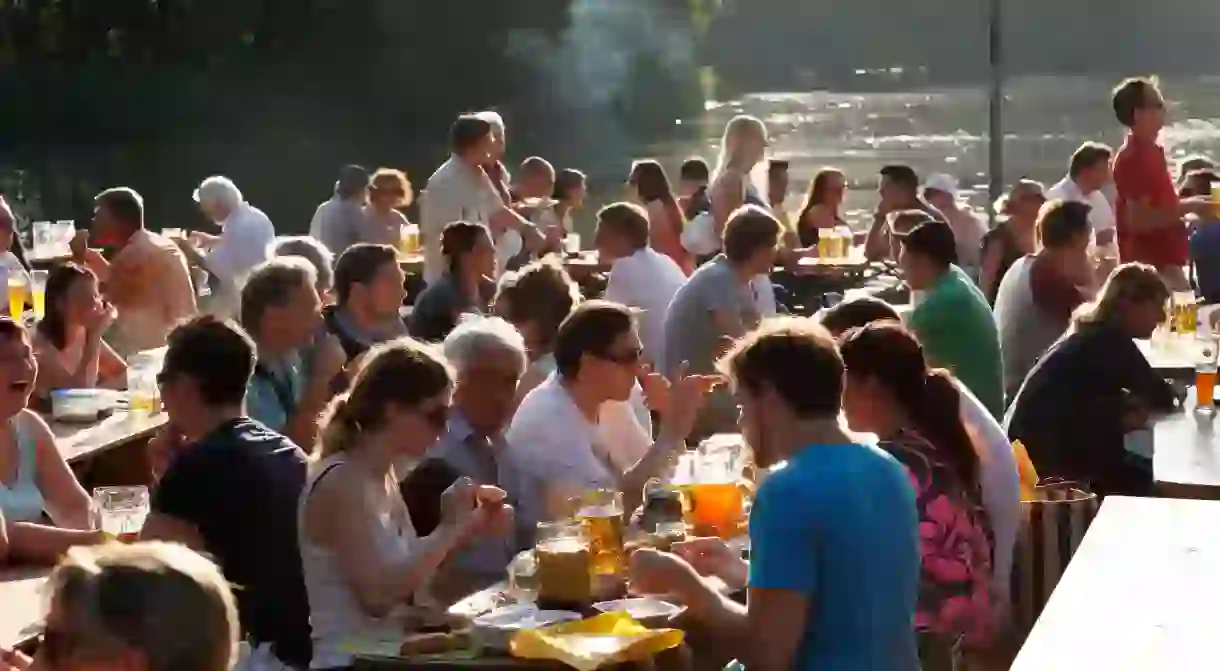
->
[598,347,644,367]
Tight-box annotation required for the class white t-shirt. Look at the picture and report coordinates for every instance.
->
[604,248,687,366]
[505,376,652,496]
[956,379,1020,604]
[420,157,511,284]
[1047,176,1117,245]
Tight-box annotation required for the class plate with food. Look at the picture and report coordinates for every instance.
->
[591,597,685,628]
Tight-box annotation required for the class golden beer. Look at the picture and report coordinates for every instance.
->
[7,277,25,320]
[677,482,745,539]
[576,505,625,576]
[1173,292,1198,334]
[535,537,592,605]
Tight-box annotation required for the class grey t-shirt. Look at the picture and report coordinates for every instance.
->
[661,255,754,378]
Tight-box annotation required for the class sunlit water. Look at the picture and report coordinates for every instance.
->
[589,74,1220,232]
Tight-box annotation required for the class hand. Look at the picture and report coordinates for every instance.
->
[312,334,348,385]
[147,425,186,479]
[658,361,723,445]
[0,648,32,671]
[672,537,748,590]
[628,547,701,601]
[69,229,89,260]
[639,365,670,414]
[440,478,511,538]
[82,300,117,336]
[188,231,214,248]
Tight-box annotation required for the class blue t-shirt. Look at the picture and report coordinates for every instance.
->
[749,442,921,671]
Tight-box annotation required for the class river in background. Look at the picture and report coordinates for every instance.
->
[577,74,1220,234]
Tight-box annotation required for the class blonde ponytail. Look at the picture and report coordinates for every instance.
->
[317,394,359,458]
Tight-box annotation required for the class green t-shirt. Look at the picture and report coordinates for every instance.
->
[909,266,1005,418]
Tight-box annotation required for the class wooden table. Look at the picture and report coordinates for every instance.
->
[51,410,167,465]
[1139,336,1198,380]
[0,566,52,650]
[1153,390,1220,499]
[1011,496,1220,669]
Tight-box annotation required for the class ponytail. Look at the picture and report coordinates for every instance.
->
[317,395,360,458]
[908,370,982,493]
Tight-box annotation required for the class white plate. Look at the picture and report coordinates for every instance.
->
[591,597,685,627]
[471,606,582,651]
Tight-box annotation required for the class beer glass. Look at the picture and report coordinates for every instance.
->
[1196,337,1219,411]
[535,520,592,605]
[670,442,748,539]
[6,274,27,320]
[127,352,162,416]
[574,489,625,576]
[31,221,52,259]
[507,550,539,604]
[30,270,47,322]
[563,233,581,256]
[836,224,855,258]
[93,486,149,542]
[1174,291,1198,335]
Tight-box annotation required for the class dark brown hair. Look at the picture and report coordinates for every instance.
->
[723,205,782,263]
[839,321,981,492]
[438,222,489,278]
[718,317,843,419]
[38,262,96,350]
[94,187,145,229]
[597,202,650,250]
[164,316,256,407]
[1068,142,1113,178]
[629,160,685,241]
[819,297,901,337]
[552,300,635,379]
[1112,77,1158,128]
[496,258,581,353]
[797,168,845,231]
[334,244,400,305]
[1038,200,1092,249]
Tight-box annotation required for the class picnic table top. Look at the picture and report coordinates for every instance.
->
[1012,496,1220,669]
[0,565,51,649]
[1138,335,1199,374]
[49,410,168,464]
[1153,389,1220,498]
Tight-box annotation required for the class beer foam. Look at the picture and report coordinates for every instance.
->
[576,504,620,518]
[537,537,587,553]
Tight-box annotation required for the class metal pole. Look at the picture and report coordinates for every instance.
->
[988,0,1003,229]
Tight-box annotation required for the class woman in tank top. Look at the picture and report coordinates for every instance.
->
[628,160,692,275]
[33,263,127,398]
[0,317,102,563]
[299,339,513,669]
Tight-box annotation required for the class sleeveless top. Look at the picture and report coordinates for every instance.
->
[0,415,43,523]
[981,221,1024,306]
[299,456,420,669]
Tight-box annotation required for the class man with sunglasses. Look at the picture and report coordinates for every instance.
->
[140,315,312,671]
[308,164,371,257]
[1111,77,1214,292]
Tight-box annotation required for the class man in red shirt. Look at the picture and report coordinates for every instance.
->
[1111,77,1213,290]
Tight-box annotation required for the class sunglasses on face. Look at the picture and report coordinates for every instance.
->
[598,346,644,367]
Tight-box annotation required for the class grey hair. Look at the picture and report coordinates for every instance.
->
[443,315,527,375]
[475,110,505,135]
[192,176,243,210]
[274,235,335,292]
[47,542,239,671]
[239,257,318,333]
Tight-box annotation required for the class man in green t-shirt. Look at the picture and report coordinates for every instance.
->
[898,216,1005,418]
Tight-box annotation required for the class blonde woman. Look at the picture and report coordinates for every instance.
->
[1006,263,1177,496]
[299,339,512,669]
[363,168,414,248]
[3,542,239,671]
[979,179,1046,304]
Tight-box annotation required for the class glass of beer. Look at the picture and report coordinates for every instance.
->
[535,520,592,606]
[670,449,747,539]
[1174,291,1198,335]
[127,352,162,416]
[92,486,150,542]
[574,489,625,576]
[30,270,47,322]
[1196,337,1219,411]
[7,275,27,320]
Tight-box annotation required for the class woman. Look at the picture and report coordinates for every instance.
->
[0,543,240,671]
[0,318,102,564]
[628,160,691,274]
[1006,263,1177,496]
[494,258,583,403]
[0,198,31,318]
[409,222,497,343]
[33,263,125,396]
[794,167,849,250]
[838,321,995,662]
[542,168,587,240]
[299,339,511,669]
[364,168,413,248]
[980,179,1046,304]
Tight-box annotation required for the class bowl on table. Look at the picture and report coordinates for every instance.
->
[470,605,582,652]
[591,597,686,628]
[50,389,118,423]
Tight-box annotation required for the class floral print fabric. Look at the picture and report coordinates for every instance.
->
[882,429,995,645]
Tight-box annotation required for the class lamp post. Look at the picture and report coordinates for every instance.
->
[988,0,1004,228]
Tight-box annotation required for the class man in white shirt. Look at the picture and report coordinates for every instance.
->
[419,114,543,284]
[308,164,370,256]
[177,176,275,318]
[506,301,715,516]
[1046,142,1118,271]
[922,173,989,279]
[595,202,687,366]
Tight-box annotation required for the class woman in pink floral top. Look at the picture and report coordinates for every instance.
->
[838,322,995,650]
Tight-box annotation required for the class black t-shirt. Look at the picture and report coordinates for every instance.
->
[151,418,312,667]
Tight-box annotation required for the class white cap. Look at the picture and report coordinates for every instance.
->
[922,173,959,198]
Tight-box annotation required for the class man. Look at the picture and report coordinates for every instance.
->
[596,202,687,366]
[507,301,715,515]
[70,187,197,355]
[678,157,711,220]
[240,258,347,447]
[177,176,276,318]
[140,315,311,670]
[515,157,562,256]
[1111,77,1213,291]
[922,172,988,277]
[322,243,407,361]
[515,157,556,202]
[1048,142,1119,280]
[308,164,371,257]
[663,205,782,437]
[994,200,1092,413]
[864,164,944,262]
[766,159,791,229]
[629,318,920,670]
[420,115,543,284]
[398,317,544,599]
[900,217,1005,418]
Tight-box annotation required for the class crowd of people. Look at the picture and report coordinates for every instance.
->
[0,74,1214,670]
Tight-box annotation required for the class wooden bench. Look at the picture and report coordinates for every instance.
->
[1011,496,1220,669]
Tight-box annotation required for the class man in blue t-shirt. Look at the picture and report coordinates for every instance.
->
[629,318,920,670]
[141,315,312,669]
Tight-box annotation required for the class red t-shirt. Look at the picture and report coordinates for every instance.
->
[1112,133,1186,266]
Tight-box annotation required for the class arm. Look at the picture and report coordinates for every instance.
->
[283,337,346,449]
[978,235,1003,301]
[711,174,745,242]
[34,336,103,393]
[864,210,893,262]
[489,207,545,254]
[1108,333,1178,413]
[27,412,91,530]
[5,524,105,564]
[97,341,127,387]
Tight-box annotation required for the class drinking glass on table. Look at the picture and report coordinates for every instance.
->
[30,270,48,321]
[507,550,539,604]
[54,221,76,257]
[6,273,27,320]
[574,489,626,576]
[32,221,52,258]
[1196,337,1219,412]
[127,352,162,417]
[1174,291,1198,335]
[563,233,581,256]
[92,486,150,542]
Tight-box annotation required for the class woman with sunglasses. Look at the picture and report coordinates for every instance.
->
[362,168,414,248]
[299,338,512,670]
[980,179,1045,305]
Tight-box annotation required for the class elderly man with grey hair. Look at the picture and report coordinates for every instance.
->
[273,235,335,302]
[174,176,276,319]
[398,315,545,601]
